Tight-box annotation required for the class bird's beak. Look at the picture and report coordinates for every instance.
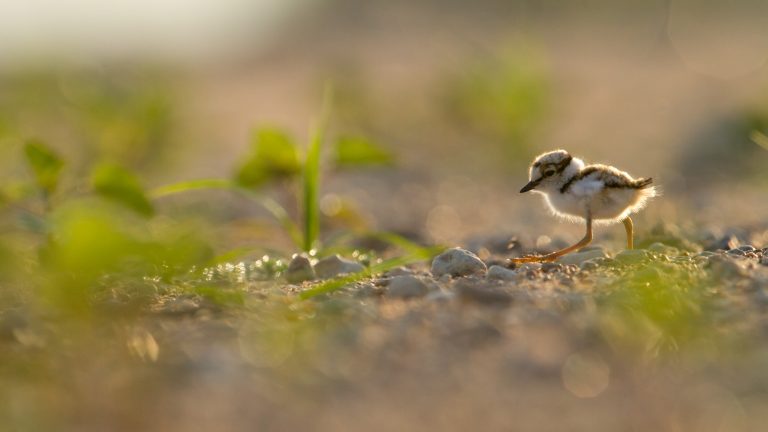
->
[519,178,541,193]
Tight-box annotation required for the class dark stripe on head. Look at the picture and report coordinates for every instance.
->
[555,155,573,174]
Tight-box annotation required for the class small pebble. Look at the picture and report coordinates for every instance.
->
[387,275,429,299]
[431,248,487,278]
[486,265,517,281]
[284,254,316,284]
[315,255,365,279]
[706,234,740,251]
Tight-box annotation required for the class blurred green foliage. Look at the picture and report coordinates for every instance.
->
[0,69,175,175]
[678,92,768,185]
[599,261,715,360]
[19,138,213,313]
[73,77,173,170]
[23,140,64,201]
[193,285,245,307]
[333,136,395,167]
[442,43,551,167]
[0,78,405,316]
[91,163,154,217]
[235,128,302,189]
[225,97,394,252]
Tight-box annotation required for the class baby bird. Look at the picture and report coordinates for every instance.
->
[512,150,657,263]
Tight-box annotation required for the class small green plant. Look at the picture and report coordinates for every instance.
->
[152,89,396,255]
[0,84,435,313]
[0,137,206,313]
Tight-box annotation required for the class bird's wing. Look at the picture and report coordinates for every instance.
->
[570,178,604,197]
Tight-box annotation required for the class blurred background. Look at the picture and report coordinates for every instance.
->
[2,1,768,431]
[2,0,768,249]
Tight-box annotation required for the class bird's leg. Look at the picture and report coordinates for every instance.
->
[622,216,634,250]
[511,215,593,264]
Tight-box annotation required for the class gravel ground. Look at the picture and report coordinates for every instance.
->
[2,227,768,431]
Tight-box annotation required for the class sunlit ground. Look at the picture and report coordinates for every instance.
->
[2,1,768,431]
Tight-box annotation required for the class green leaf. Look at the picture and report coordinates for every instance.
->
[23,139,64,196]
[235,128,302,188]
[91,163,154,217]
[333,136,394,167]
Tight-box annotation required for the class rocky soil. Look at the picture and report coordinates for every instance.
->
[2,227,768,431]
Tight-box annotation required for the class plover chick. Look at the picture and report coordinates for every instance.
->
[512,150,657,263]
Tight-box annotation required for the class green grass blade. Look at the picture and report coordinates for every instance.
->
[302,85,333,252]
[303,130,321,252]
[333,135,395,168]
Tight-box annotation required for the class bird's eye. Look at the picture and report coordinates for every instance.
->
[544,169,555,177]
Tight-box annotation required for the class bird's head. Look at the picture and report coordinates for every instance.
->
[520,150,575,193]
